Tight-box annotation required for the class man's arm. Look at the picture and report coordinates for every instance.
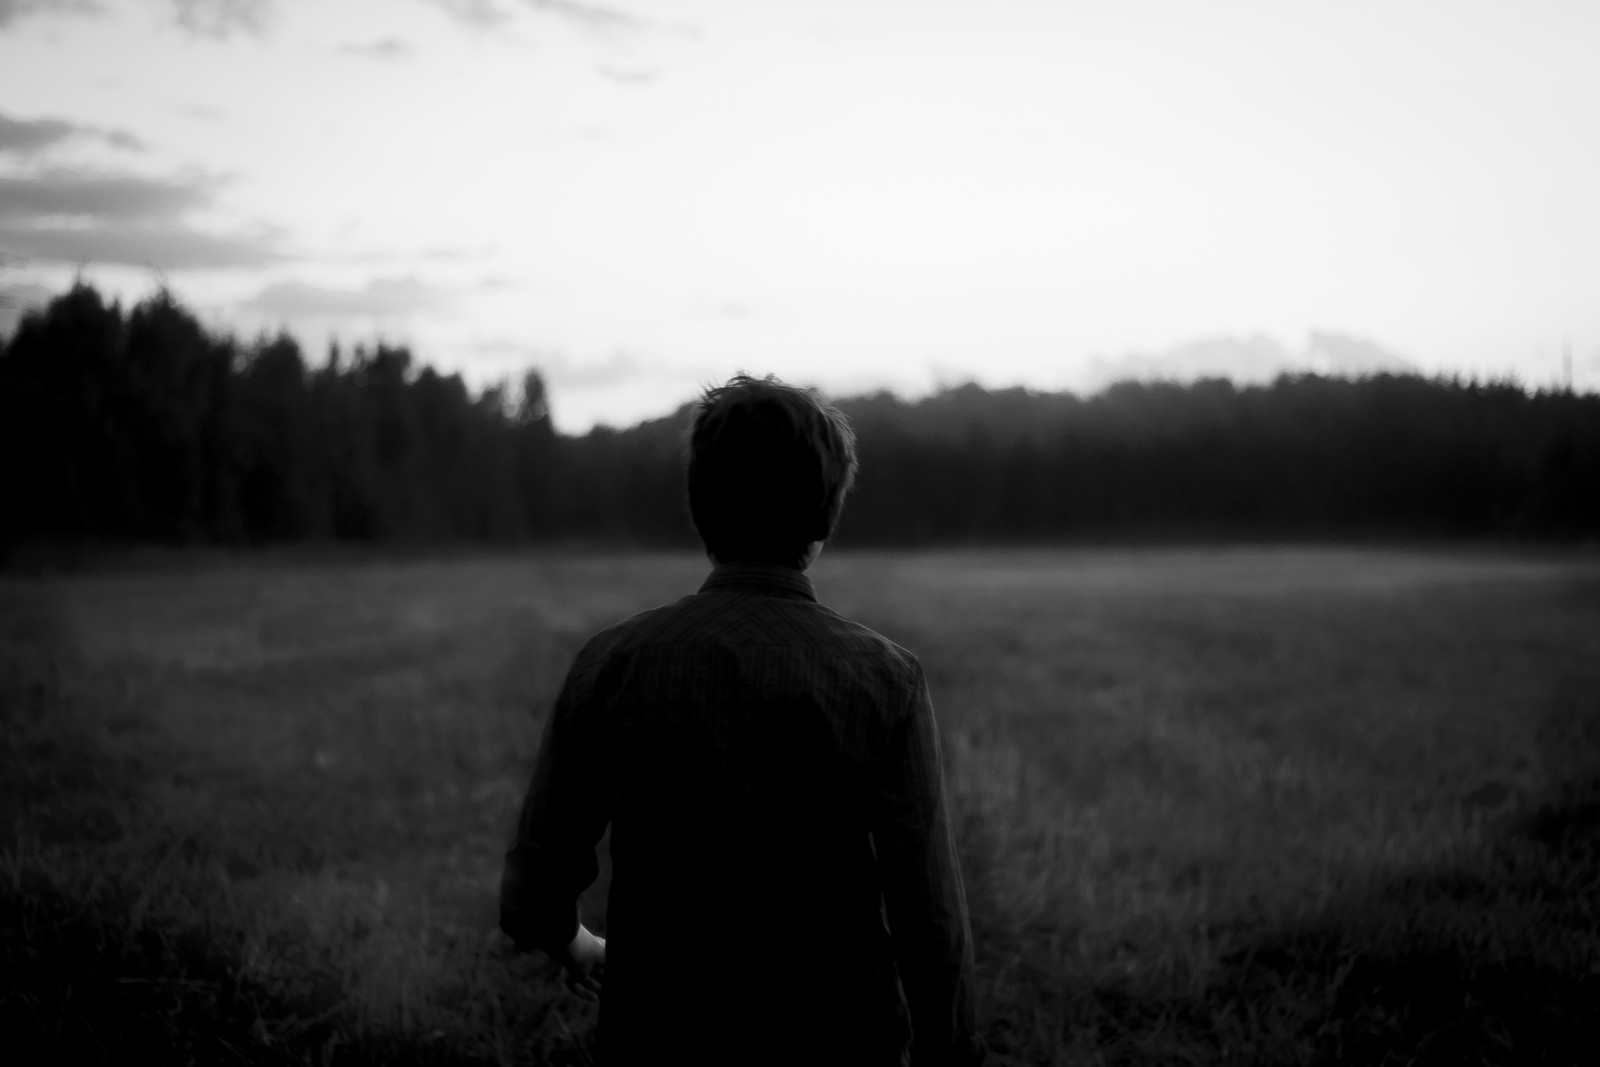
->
[500,657,611,969]
[872,663,983,1066]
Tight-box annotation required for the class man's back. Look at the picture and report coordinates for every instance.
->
[501,374,979,1065]
[502,563,980,1066]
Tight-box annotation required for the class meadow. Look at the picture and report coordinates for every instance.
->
[2,547,1598,1065]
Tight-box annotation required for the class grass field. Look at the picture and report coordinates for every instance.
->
[3,547,1598,1065]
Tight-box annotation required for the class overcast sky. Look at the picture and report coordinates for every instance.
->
[2,0,1597,431]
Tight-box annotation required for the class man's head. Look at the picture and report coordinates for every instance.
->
[686,373,859,569]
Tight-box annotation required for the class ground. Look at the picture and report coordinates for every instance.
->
[2,547,1598,1064]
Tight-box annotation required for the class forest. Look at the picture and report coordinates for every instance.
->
[1,282,1596,553]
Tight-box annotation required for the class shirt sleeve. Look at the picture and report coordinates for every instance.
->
[872,662,984,1067]
[499,651,611,956]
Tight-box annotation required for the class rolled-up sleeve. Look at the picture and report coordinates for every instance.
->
[872,663,983,1066]
[500,655,610,956]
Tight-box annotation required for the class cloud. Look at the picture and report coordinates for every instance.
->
[1086,335,1295,391]
[0,111,144,157]
[102,129,144,151]
[0,114,75,155]
[421,243,496,261]
[0,280,53,338]
[1084,332,1420,393]
[547,350,651,389]
[0,169,213,221]
[524,0,640,29]
[0,0,101,29]
[424,0,642,31]
[339,37,415,61]
[463,341,661,388]
[1305,331,1418,376]
[0,221,282,269]
[424,0,511,29]
[0,0,271,37]
[240,276,449,318]
[0,169,282,269]
[0,0,641,35]
[595,64,657,85]
[166,0,271,39]
[0,281,52,308]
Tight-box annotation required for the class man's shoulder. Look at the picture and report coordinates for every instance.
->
[567,594,698,670]
[808,604,923,683]
[571,591,922,688]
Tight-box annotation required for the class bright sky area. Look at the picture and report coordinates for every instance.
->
[2,0,1597,431]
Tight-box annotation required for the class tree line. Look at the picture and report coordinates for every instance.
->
[1,282,1595,555]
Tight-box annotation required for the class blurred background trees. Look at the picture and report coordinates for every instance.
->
[1,282,1595,554]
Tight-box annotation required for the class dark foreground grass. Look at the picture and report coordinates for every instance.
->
[3,548,1598,1065]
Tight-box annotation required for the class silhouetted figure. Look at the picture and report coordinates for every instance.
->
[500,374,982,1066]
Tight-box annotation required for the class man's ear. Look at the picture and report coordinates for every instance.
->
[799,541,824,569]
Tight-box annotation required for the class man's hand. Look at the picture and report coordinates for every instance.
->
[559,924,606,1002]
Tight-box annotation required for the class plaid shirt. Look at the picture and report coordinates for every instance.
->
[501,562,981,1066]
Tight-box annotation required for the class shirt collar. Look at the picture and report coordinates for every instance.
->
[699,562,818,602]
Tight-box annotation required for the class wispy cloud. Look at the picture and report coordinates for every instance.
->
[0,0,269,36]
[421,243,496,262]
[0,169,212,220]
[166,0,271,39]
[102,129,144,151]
[0,169,281,269]
[423,0,511,29]
[0,112,145,156]
[595,64,656,85]
[0,0,642,36]
[1305,332,1417,377]
[524,0,641,30]
[424,0,643,31]
[0,279,53,338]
[0,221,282,269]
[339,37,416,61]
[0,0,101,30]
[239,275,450,318]
[1082,333,1420,393]
[0,114,75,155]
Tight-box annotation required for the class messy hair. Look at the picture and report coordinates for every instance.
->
[686,373,859,566]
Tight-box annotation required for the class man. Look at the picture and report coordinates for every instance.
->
[500,374,982,1066]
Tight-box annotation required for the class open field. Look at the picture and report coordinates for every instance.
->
[3,547,1599,1065]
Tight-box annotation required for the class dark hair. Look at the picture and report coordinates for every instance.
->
[686,373,859,566]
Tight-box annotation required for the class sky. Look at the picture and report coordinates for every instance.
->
[2,0,1598,432]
